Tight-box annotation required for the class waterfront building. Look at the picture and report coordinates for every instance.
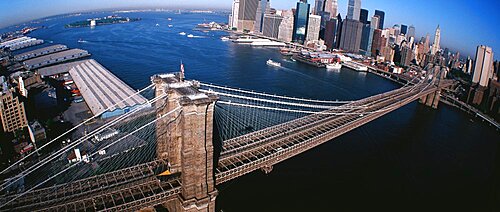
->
[324,18,338,50]
[359,9,369,24]
[347,0,361,21]
[0,36,44,51]
[306,15,322,42]
[324,0,338,19]
[407,25,415,40]
[472,45,495,87]
[374,10,384,29]
[237,0,259,32]
[254,0,270,33]
[338,18,363,52]
[263,14,283,39]
[292,0,311,44]
[23,49,90,70]
[229,0,240,30]
[0,89,28,133]
[278,10,294,42]
[431,25,441,55]
[400,24,408,35]
[14,44,68,61]
[69,59,148,119]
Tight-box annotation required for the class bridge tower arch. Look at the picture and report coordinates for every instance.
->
[153,73,218,212]
[419,65,447,109]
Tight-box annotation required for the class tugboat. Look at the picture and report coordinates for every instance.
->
[266,59,281,67]
[326,62,342,70]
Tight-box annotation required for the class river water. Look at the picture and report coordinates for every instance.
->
[4,11,499,211]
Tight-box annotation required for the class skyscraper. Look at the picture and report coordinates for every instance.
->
[347,0,361,21]
[359,9,369,24]
[263,14,283,39]
[339,18,363,52]
[371,28,382,56]
[237,0,259,32]
[0,90,28,133]
[431,25,441,55]
[254,0,270,33]
[374,10,385,29]
[400,24,408,35]
[278,10,294,42]
[314,0,324,15]
[324,18,338,50]
[407,25,415,39]
[292,1,311,44]
[472,45,495,87]
[324,0,338,19]
[306,15,322,42]
[229,0,240,30]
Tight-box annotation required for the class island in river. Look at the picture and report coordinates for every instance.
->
[65,15,140,28]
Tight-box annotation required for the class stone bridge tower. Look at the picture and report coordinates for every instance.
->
[419,64,447,109]
[153,73,218,212]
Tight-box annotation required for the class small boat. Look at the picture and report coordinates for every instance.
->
[220,37,230,41]
[155,23,160,27]
[167,18,172,21]
[168,24,173,27]
[77,38,87,43]
[187,34,194,38]
[326,62,342,70]
[179,32,187,36]
[290,58,296,62]
[266,59,281,67]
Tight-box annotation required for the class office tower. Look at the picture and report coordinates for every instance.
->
[254,0,270,33]
[381,45,395,62]
[374,10,385,29]
[400,46,415,67]
[314,0,324,15]
[238,0,259,32]
[347,0,361,20]
[472,45,495,87]
[359,9,369,24]
[339,18,363,52]
[465,56,473,74]
[293,1,311,44]
[393,24,401,37]
[335,14,343,49]
[400,24,408,35]
[306,15,322,42]
[431,25,441,55]
[407,25,415,39]
[324,18,338,50]
[370,16,379,30]
[360,23,373,56]
[371,29,382,56]
[278,10,294,42]
[263,14,283,39]
[229,0,240,30]
[0,90,28,133]
[324,0,338,19]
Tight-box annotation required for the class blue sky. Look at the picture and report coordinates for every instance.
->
[0,0,498,59]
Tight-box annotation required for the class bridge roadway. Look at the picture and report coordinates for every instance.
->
[215,82,438,184]
[1,160,182,211]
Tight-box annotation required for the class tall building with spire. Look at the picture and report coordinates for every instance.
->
[431,25,441,55]
[324,0,338,19]
[347,0,361,21]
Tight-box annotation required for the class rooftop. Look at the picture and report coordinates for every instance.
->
[37,60,86,77]
[69,59,147,116]
[14,44,68,61]
[23,49,89,68]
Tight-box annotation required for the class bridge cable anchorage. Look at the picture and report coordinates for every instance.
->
[0,91,168,193]
[200,82,352,104]
[0,83,156,176]
[0,106,182,210]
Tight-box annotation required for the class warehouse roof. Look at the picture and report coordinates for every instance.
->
[23,49,89,68]
[37,60,86,77]
[14,44,68,61]
[69,59,148,116]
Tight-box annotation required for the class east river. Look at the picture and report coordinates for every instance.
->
[3,11,499,211]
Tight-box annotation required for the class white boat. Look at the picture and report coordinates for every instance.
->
[155,23,160,27]
[168,24,173,27]
[220,37,230,41]
[266,59,281,67]
[326,62,342,70]
[290,58,296,62]
[179,32,187,36]
[167,18,172,21]
[77,39,87,43]
[187,34,194,38]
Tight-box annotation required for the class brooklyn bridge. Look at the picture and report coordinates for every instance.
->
[0,65,451,211]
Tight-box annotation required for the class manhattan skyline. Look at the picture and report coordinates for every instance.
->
[0,0,499,59]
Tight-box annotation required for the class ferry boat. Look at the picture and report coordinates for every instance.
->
[326,62,342,70]
[179,32,187,36]
[266,59,281,67]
